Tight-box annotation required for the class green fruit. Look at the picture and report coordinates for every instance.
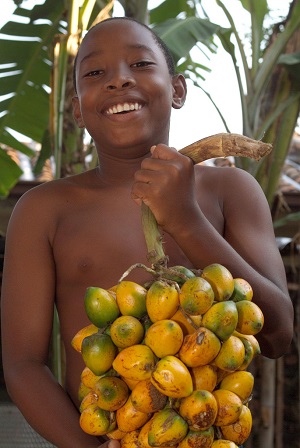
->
[81,333,117,376]
[84,287,120,328]
[202,300,238,341]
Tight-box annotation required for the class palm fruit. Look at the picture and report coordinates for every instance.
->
[112,344,156,381]
[178,427,215,448]
[201,263,234,301]
[151,355,193,398]
[220,404,252,445]
[202,301,238,341]
[179,276,214,316]
[144,319,184,358]
[131,379,167,413]
[235,300,264,335]
[178,327,221,367]
[146,280,179,322]
[179,389,218,430]
[147,408,189,447]
[116,395,151,433]
[84,287,120,328]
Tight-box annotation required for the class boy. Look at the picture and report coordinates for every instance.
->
[1,17,294,448]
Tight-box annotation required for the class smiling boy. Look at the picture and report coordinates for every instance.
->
[1,17,293,448]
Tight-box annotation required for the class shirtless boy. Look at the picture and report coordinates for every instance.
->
[1,17,294,448]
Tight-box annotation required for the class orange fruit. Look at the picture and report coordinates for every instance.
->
[120,429,140,448]
[236,335,255,370]
[230,278,253,302]
[235,300,264,335]
[178,427,215,448]
[120,375,140,391]
[78,381,91,402]
[131,379,167,413]
[79,403,115,436]
[178,327,221,367]
[79,390,98,413]
[220,404,252,445]
[201,263,234,301]
[116,281,147,318]
[110,315,144,348]
[81,333,117,376]
[84,287,120,328]
[148,408,188,447]
[151,355,193,398]
[106,427,127,440]
[137,419,154,448]
[80,366,101,389]
[71,323,99,352]
[113,344,156,381]
[144,319,183,358]
[219,370,254,402]
[202,300,238,341]
[190,365,218,392]
[146,280,179,322]
[212,389,243,426]
[213,335,245,372]
[94,376,129,411]
[233,331,261,357]
[179,390,218,430]
[211,440,239,448]
[116,396,151,433]
[179,277,214,315]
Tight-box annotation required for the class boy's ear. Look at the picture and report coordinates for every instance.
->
[172,74,187,110]
[72,96,85,128]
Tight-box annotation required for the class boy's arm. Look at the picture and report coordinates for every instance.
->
[1,190,107,448]
[132,145,294,359]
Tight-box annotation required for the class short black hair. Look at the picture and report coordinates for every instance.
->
[72,17,176,93]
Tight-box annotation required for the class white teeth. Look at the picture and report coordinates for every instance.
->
[107,102,142,114]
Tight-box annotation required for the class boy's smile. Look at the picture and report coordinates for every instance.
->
[72,19,186,157]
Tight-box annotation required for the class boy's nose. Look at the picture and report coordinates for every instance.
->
[104,66,136,91]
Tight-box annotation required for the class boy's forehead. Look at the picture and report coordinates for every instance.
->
[78,20,159,59]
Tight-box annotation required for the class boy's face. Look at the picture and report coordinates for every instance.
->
[72,19,186,156]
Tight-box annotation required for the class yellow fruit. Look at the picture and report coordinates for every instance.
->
[233,331,261,357]
[219,371,254,402]
[71,324,99,352]
[148,408,188,447]
[79,390,98,413]
[237,335,255,370]
[110,315,145,348]
[80,367,101,389]
[190,365,218,392]
[113,345,156,381]
[170,309,198,336]
[213,335,245,372]
[116,396,151,433]
[179,390,218,430]
[144,319,183,358]
[121,376,140,391]
[211,440,239,448]
[78,381,91,402]
[151,355,193,398]
[235,300,264,335]
[81,333,117,376]
[94,376,129,411]
[179,277,214,315]
[220,404,252,445]
[131,379,167,413]
[138,419,154,448]
[202,301,238,341]
[178,327,221,367]
[230,278,253,302]
[178,427,214,448]
[201,263,234,301]
[107,427,127,440]
[116,281,147,318]
[84,287,120,328]
[79,404,115,436]
[212,389,243,426]
[120,430,140,448]
[146,280,179,322]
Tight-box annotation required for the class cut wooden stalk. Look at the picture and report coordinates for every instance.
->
[142,133,273,266]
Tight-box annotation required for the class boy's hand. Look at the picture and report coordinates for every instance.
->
[98,440,120,448]
[131,144,200,235]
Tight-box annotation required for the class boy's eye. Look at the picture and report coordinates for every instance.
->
[132,61,153,68]
[85,69,103,77]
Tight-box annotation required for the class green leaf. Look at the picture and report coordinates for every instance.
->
[273,212,300,229]
[278,51,300,81]
[0,147,23,198]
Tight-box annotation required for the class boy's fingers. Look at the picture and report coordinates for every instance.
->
[150,144,178,160]
[98,440,120,448]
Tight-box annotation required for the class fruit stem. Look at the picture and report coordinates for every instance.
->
[141,202,168,267]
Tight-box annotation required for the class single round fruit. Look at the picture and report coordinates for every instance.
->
[148,408,188,447]
[81,333,117,376]
[79,404,115,436]
[119,429,140,448]
[116,281,147,318]
[235,300,264,335]
[213,335,245,372]
[94,376,129,411]
[178,427,215,448]
[230,278,253,302]
[179,390,218,430]
[179,327,221,367]
[80,367,101,389]
[201,263,234,301]
[179,276,215,315]
[202,300,238,341]
[71,324,99,352]
[84,287,120,328]
[110,315,144,348]
[151,355,193,398]
[116,396,151,433]
[144,319,183,358]
[131,378,167,413]
[219,370,254,402]
[190,365,218,392]
[212,389,243,426]
[113,344,156,381]
[220,404,252,445]
[146,280,179,322]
